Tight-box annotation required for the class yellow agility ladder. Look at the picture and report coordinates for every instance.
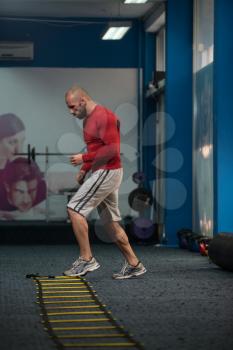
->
[31,275,144,349]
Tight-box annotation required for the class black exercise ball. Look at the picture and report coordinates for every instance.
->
[208,233,233,272]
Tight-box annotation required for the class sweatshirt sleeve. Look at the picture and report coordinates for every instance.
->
[82,112,120,166]
[80,161,92,173]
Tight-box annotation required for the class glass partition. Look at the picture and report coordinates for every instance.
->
[193,0,214,236]
[0,68,138,223]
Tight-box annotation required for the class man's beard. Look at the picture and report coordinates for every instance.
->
[74,105,87,120]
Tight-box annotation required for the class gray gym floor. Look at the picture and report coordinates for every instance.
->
[0,243,233,350]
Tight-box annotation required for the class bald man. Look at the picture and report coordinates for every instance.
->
[64,86,146,279]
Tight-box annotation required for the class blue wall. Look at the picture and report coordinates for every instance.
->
[214,0,233,233]
[165,0,193,244]
[0,18,140,67]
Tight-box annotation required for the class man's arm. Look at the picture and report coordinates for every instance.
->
[70,154,92,184]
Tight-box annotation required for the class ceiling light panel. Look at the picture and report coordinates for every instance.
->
[124,0,148,4]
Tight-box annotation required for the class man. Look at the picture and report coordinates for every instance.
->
[64,86,146,279]
[0,157,46,213]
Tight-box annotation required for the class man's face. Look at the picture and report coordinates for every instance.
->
[6,179,38,212]
[66,93,87,120]
[0,130,25,160]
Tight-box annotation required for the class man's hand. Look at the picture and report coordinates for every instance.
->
[70,154,83,166]
[76,170,86,185]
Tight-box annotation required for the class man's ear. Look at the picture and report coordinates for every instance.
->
[80,97,87,106]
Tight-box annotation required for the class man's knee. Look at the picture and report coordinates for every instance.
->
[67,207,83,220]
[67,207,74,217]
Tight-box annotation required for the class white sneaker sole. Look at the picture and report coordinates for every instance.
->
[63,263,100,277]
[113,267,147,280]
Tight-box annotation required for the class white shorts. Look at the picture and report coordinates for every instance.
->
[67,168,123,223]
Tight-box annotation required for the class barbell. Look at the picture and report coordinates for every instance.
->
[14,144,86,164]
[15,144,125,164]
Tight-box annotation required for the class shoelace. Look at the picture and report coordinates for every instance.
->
[119,261,130,275]
[119,261,141,275]
[72,257,86,267]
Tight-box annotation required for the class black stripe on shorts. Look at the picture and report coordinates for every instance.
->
[72,170,106,212]
[76,170,110,214]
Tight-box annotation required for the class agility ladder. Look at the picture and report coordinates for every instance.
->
[32,275,144,349]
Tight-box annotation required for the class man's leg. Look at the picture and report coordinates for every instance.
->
[64,208,100,276]
[104,221,139,266]
[67,208,92,261]
[64,169,113,276]
[66,169,109,261]
[103,220,146,279]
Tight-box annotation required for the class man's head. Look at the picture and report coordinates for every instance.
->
[6,179,38,212]
[0,114,25,161]
[65,86,92,120]
[3,157,43,212]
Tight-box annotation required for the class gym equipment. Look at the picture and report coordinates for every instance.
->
[177,228,212,255]
[128,172,157,243]
[128,188,153,212]
[198,236,212,256]
[16,144,124,164]
[177,228,193,249]
[131,217,156,240]
[187,232,204,252]
[129,172,153,212]
[16,144,82,164]
[208,233,233,271]
[132,171,146,185]
[31,275,144,349]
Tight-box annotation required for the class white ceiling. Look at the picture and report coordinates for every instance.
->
[0,0,165,19]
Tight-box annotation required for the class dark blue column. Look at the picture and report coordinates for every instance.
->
[214,0,233,233]
[165,0,193,244]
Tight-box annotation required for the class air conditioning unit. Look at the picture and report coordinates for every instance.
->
[0,41,34,60]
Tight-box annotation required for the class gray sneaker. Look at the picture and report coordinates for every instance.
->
[112,261,147,280]
[63,257,100,277]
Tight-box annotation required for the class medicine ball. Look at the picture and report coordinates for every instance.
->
[208,233,233,271]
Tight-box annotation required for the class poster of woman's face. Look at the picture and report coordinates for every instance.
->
[0,131,25,161]
[0,113,26,167]
[0,114,46,220]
